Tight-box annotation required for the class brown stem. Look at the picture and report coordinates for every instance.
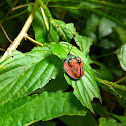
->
[0,1,38,63]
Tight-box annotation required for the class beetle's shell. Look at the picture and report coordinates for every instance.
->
[63,54,84,79]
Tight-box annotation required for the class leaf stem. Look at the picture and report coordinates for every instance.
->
[40,7,54,42]
[6,10,27,21]
[96,77,126,91]
[24,34,43,46]
[40,7,49,31]
[0,24,13,43]
[12,4,29,11]
[115,76,126,84]
[0,1,38,63]
[37,0,52,18]
[93,51,115,59]
[88,0,126,9]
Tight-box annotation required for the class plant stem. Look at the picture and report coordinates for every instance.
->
[115,76,126,84]
[40,7,49,31]
[37,0,52,18]
[6,10,27,21]
[96,77,126,91]
[0,24,12,43]
[88,0,126,9]
[40,7,54,42]
[24,34,43,46]
[12,4,29,11]
[0,1,38,63]
[0,48,5,52]
[93,51,115,59]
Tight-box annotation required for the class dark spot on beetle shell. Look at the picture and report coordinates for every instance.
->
[73,65,75,67]
[70,65,72,68]
[73,69,75,71]
[74,73,77,76]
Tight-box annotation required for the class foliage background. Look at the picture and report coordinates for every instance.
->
[0,0,126,126]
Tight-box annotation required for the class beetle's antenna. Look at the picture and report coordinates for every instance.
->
[62,43,73,55]
[69,45,73,53]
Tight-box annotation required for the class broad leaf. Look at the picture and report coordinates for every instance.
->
[99,17,116,39]
[0,91,87,126]
[98,39,117,49]
[51,43,101,112]
[49,24,59,43]
[85,14,100,42]
[28,4,59,43]
[92,103,108,115]
[41,121,56,126]
[50,18,73,42]
[66,23,79,36]
[59,112,97,126]
[99,118,125,126]
[74,35,93,57]
[110,113,126,124]
[86,14,100,33]
[115,26,126,44]
[43,73,69,93]
[28,4,48,43]
[116,92,126,108]
[90,61,113,81]
[117,44,126,71]
[0,46,62,104]
[96,78,126,105]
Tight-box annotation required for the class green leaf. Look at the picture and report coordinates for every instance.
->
[28,4,48,43]
[99,17,116,39]
[86,14,100,33]
[90,61,113,81]
[66,23,79,36]
[59,112,98,126]
[92,103,108,115]
[50,18,73,42]
[49,24,59,43]
[74,35,93,57]
[0,91,87,126]
[110,113,126,124]
[117,44,126,71]
[85,14,100,42]
[116,92,126,108]
[51,43,101,112]
[41,121,56,126]
[44,73,69,93]
[96,78,126,103]
[33,72,69,94]
[115,26,126,44]
[99,118,125,126]
[98,39,117,49]
[0,46,62,104]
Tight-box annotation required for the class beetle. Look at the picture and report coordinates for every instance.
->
[63,44,84,79]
